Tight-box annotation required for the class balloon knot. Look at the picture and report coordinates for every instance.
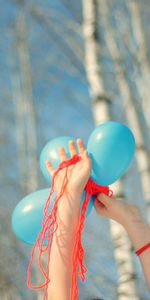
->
[84,178,113,198]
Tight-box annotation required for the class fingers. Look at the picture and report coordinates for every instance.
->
[57,139,84,163]
[68,140,77,157]
[45,160,55,177]
[45,138,87,175]
[94,193,111,215]
[58,140,78,161]
[69,138,87,157]
[96,193,112,208]
[77,138,85,154]
[69,138,90,161]
[77,138,91,161]
[68,138,90,162]
[49,138,87,167]
[58,147,68,162]
[94,198,105,215]
[94,198,105,208]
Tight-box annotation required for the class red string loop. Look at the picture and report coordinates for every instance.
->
[85,177,113,197]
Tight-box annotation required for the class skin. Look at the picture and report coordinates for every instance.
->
[46,139,150,299]
[46,139,92,300]
[95,194,150,291]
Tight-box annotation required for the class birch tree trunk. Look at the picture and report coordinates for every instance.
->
[82,0,139,299]
[15,11,38,192]
[99,2,150,297]
[128,0,150,139]
[9,46,27,194]
[13,10,41,300]
[101,0,150,210]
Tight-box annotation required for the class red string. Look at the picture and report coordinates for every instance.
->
[70,178,113,300]
[135,242,150,256]
[27,154,113,300]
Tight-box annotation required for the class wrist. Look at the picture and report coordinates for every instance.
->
[120,205,143,231]
[55,192,82,240]
[57,191,82,218]
[63,189,83,201]
[125,218,150,251]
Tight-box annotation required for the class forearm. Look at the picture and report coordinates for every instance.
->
[95,194,150,290]
[125,216,150,290]
[48,191,82,300]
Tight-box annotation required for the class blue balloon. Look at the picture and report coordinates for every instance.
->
[40,136,78,182]
[12,189,94,245]
[87,121,135,186]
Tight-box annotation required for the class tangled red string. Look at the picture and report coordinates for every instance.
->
[27,154,113,300]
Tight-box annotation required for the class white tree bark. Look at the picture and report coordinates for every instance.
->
[82,1,139,299]
[82,0,110,124]
[15,12,38,192]
[9,48,27,193]
[101,0,150,208]
[14,11,41,299]
[99,0,150,296]
[128,0,150,131]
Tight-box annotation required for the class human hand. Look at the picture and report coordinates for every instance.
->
[94,193,143,229]
[45,139,92,198]
[95,194,150,292]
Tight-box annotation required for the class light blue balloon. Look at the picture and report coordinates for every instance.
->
[40,136,78,182]
[12,189,94,245]
[87,121,135,186]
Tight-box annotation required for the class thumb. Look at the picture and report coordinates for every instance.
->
[96,193,112,208]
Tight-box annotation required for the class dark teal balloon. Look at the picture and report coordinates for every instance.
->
[87,121,135,186]
[12,189,93,245]
[40,136,77,183]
